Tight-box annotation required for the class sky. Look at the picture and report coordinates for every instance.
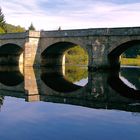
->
[1,0,140,30]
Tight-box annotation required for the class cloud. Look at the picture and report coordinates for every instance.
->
[1,0,140,30]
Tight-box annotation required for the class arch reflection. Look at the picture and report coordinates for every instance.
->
[0,66,24,86]
[41,66,88,93]
[0,66,139,113]
[108,68,140,100]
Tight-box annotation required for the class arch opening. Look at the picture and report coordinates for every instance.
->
[41,42,88,67]
[41,42,89,93]
[108,40,140,69]
[0,43,23,66]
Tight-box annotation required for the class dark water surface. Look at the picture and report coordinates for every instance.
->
[0,66,139,140]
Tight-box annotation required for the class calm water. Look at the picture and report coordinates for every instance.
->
[0,66,140,140]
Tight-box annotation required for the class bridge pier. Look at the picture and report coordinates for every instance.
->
[24,67,40,102]
[88,71,109,98]
[87,38,111,71]
[24,31,41,67]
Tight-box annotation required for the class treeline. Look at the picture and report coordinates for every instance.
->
[0,8,25,33]
[5,23,25,33]
[0,8,35,33]
[1,23,35,33]
[122,45,140,58]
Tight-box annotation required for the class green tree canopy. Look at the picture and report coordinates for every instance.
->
[0,7,7,33]
[122,45,140,58]
[65,46,88,65]
[28,23,35,31]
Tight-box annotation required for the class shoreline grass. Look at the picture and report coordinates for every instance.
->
[120,58,140,66]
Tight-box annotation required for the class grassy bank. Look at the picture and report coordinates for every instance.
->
[120,58,140,66]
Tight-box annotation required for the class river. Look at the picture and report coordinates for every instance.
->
[0,66,139,140]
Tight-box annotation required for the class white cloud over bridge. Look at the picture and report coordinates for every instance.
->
[1,0,140,30]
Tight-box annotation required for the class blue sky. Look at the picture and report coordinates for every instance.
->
[1,0,140,30]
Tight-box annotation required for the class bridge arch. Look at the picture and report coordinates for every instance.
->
[0,43,23,66]
[108,40,140,68]
[41,41,88,66]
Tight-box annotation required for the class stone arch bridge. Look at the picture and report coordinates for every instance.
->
[0,27,140,69]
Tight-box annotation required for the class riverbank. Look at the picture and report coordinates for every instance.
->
[120,58,140,66]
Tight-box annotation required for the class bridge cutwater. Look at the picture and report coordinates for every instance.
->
[0,27,140,69]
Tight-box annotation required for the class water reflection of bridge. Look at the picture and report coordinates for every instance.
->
[0,66,140,113]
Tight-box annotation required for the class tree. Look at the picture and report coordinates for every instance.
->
[122,45,140,58]
[0,7,7,33]
[28,23,35,31]
[58,26,61,30]
[65,46,88,65]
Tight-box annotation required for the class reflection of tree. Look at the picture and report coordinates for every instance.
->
[0,96,4,111]
[64,66,88,83]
